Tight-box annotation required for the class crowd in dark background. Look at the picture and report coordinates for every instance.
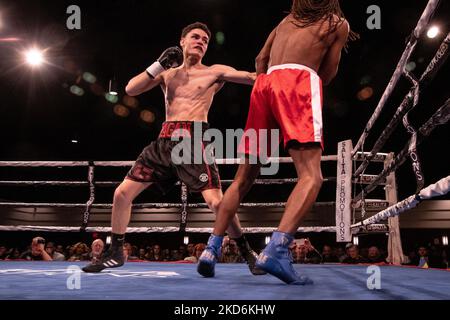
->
[0,231,448,269]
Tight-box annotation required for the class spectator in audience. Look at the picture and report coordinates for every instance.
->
[151,244,164,261]
[178,244,188,260]
[162,248,171,261]
[412,246,429,267]
[428,245,447,269]
[20,237,53,261]
[0,245,7,260]
[342,244,367,264]
[367,246,386,264]
[412,246,446,268]
[220,236,244,263]
[145,246,154,261]
[292,238,321,264]
[185,243,206,263]
[322,245,339,263]
[123,242,139,260]
[68,242,89,261]
[55,245,65,256]
[89,239,104,263]
[335,246,347,262]
[187,243,195,258]
[138,248,147,260]
[45,242,66,261]
[359,247,369,260]
[5,248,21,260]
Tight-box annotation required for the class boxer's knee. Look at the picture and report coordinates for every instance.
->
[113,186,133,206]
[206,198,221,213]
[234,176,254,195]
[301,173,323,193]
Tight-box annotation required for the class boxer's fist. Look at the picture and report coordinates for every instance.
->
[146,46,183,78]
[157,46,183,69]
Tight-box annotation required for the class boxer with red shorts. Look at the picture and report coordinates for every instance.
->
[199,0,358,284]
[238,63,324,159]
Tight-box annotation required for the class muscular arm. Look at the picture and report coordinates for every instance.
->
[255,27,277,75]
[318,20,350,85]
[125,72,163,96]
[215,65,256,85]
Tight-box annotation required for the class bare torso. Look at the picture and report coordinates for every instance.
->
[161,65,224,122]
[269,14,341,72]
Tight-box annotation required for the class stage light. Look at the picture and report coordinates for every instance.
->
[443,235,448,246]
[405,61,416,72]
[113,104,129,117]
[24,48,44,67]
[264,236,270,245]
[353,236,359,246]
[140,110,155,123]
[82,72,97,84]
[427,26,439,39]
[123,95,139,108]
[215,31,225,45]
[357,87,374,101]
[70,85,84,96]
[71,139,78,144]
[183,236,189,245]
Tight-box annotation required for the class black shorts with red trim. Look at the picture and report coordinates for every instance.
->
[126,121,221,193]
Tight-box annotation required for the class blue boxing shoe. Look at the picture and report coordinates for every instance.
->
[256,231,313,285]
[197,234,223,277]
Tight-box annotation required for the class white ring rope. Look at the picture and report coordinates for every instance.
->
[352,175,450,228]
[352,0,441,155]
[0,225,338,233]
[0,152,387,168]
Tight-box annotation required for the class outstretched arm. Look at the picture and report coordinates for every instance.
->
[215,65,256,85]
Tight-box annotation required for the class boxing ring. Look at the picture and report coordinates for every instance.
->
[1,262,449,300]
[1,0,450,300]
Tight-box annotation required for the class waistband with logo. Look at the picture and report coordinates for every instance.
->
[159,121,210,139]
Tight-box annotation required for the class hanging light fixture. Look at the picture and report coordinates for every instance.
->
[108,78,118,95]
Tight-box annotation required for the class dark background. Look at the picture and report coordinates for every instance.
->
[0,0,449,200]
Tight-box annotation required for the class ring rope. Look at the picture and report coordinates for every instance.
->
[352,175,450,227]
[353,98,450,203]
[0,225,338,233]
[0,153,387,168]
[0,177,338,187]
[353,32,450,178]
[0,201,338,209]
[352,0,441,155]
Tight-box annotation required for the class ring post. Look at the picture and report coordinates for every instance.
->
[336,140,353,242]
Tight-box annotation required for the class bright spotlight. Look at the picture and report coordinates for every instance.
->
[427,26,439,39]
[24,48,44,67]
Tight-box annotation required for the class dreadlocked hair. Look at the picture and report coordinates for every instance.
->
[291,0,359,47]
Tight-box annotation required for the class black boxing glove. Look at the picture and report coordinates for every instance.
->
[146,46,183,78]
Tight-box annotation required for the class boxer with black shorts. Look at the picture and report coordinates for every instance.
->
[83,22,265,275]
